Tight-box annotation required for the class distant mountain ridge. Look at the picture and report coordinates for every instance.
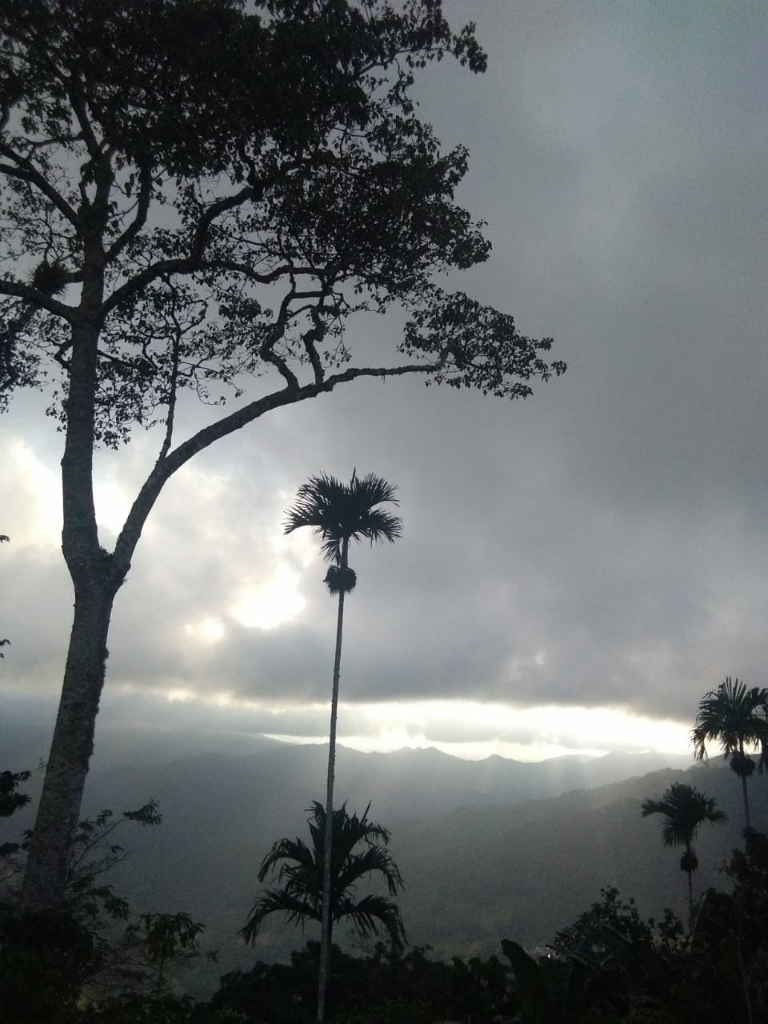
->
[4,721,759,1001]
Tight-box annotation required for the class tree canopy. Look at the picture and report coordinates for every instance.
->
[0,0,564,445]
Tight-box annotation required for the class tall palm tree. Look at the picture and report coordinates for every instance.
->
[240,801,406,951]
[284,471,402,1022]
[641,782,726,925]
[692,677,768,830]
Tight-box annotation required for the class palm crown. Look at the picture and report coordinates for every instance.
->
[641,783,726,850]
[641,782,726,924]
[284,471,403,566]
[691,677,768,766]
[691,677,768,830]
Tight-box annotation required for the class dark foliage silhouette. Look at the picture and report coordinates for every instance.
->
[240,802,405,955]
[641,783,726,924]
[692,677,768,829]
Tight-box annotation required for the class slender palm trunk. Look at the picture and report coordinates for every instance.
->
[737,742,752,831]
[317,537,348,1023]
[740,771,751,831]
[685,846,693,928]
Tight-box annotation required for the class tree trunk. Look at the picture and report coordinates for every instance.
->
[20,296,123,911]
[741,770,751,831]
[20,577,118,910]
[317,537,348,1023]
[686,862,693,928]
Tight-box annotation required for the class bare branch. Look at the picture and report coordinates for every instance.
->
[261,347,300,390]
[159,313,182,460]
[260,284,301,390]
[112,353,447,571]
[67,81,101,160]
[321,353,448,389]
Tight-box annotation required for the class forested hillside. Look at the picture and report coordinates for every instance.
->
[7,740,749,996]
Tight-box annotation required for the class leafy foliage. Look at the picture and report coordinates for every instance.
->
[63,801,163,924]
[123,912,208,996]
[207,941,510,1024]
[0,0,564,441]
[0,796,216,1023]
[0,904,105,1024]
[501,938,562,1024]
[0,770,30,819]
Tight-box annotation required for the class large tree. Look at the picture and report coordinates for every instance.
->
[284,470,401,1020]
[0,0,565,912]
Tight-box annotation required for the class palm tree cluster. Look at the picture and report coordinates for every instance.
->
[640,676,768,930]
[691,677,768,829]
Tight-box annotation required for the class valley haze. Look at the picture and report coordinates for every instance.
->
[7,713,759,999]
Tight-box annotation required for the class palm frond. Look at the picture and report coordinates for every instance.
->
[239,889,320,946]
[334,893,407,951]
[258,835,316,884]
[336,845,404,897]
[243,801,406,951]
[284,474,346,530]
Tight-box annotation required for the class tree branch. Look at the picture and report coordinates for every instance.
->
[105,163,153,263]
[158,314,182,460]
[67,81,101,160]
[112,353,447,572]
[0,279,74,321]
[0,146,79,227]
[260,284,301,390]
[102,187,291,314]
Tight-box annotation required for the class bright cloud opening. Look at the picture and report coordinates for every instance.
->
[184,617,226,643]
[230,569,306,630]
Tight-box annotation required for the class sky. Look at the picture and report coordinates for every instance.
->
[2,0,767,764]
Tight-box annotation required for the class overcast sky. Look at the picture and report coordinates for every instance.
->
[3,0,767,763]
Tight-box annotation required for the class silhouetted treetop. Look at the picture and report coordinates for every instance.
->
[0,0,562,447]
